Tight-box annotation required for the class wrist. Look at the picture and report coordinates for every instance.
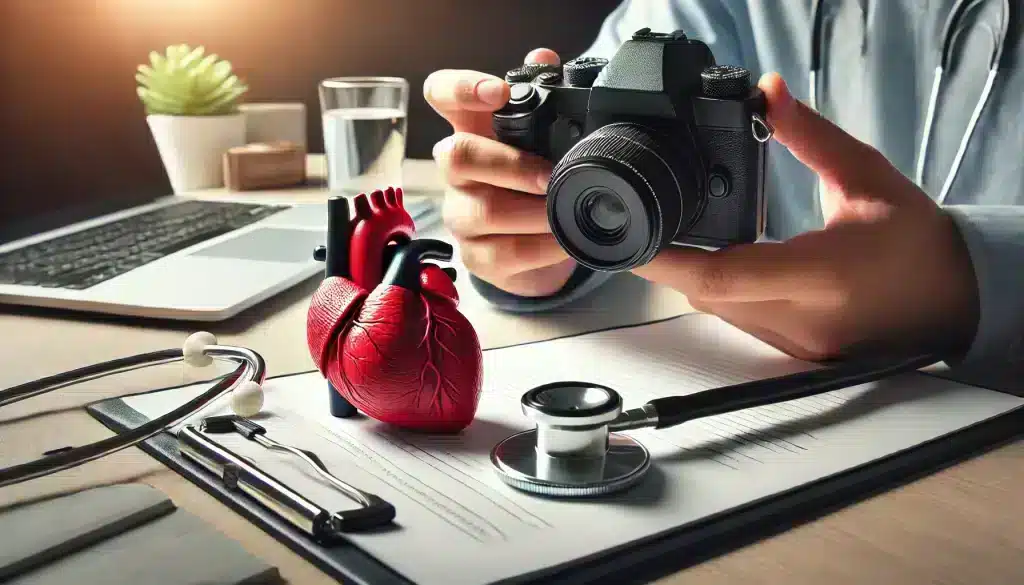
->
[469,261,611,313]
[937,210,981,357]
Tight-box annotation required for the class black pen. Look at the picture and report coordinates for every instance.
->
[177,420,395,542]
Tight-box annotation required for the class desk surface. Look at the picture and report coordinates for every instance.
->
[2,156,1022,585]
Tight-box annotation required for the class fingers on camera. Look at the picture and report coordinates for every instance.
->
[757,71,883,188]
[423,70,509,112]
[442,184,551,239]
[434,132,551,194]
[459,234,567,280]
[423,70,509,136]
[524,48,560,65]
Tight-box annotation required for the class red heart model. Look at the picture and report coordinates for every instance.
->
[306,189,483,433]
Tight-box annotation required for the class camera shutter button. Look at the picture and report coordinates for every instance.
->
[504,83,540,114]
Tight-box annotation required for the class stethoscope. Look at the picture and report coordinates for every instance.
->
[0,332,268,488]
[809,0,1011,204]
[490,353,940,497]
[0,332,944,500]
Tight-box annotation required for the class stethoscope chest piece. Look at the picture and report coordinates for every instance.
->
[489,382,651,498]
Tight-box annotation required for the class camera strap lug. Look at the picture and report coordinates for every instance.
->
[751,114,774,143]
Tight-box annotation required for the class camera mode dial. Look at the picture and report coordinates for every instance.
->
[505,63,561,84]
[562,56,608,88]
[700,65,751,98]
[536,71,563,85]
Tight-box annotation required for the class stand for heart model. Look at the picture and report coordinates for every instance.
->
[308,188,484,432]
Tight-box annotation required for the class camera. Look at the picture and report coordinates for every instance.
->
[492,28,774,272]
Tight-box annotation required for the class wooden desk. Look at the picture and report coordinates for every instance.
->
[2,157,1022,585]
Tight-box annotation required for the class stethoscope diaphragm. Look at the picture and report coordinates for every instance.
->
[490,428,651,498]
[490,381,652,497]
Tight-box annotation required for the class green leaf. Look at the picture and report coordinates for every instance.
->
[135,43,248,115]
[179,45,205,69]
[192,85,248,114]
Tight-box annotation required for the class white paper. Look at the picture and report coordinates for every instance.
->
[118,313,1024,585]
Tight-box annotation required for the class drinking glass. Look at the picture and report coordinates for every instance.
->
[318,77,410,194]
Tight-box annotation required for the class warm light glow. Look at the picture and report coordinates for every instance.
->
[96,0,247,29]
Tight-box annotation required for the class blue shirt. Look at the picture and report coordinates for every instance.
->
[470,0,1024,378]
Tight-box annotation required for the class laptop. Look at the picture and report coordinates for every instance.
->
[0,192,435,322]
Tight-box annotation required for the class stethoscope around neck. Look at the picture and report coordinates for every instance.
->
[808,0,1011,204]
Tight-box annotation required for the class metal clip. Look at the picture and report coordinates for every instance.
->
[182,417,396,539]
[751,113,774,143]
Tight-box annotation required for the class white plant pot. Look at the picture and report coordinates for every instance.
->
[147,113,247,193]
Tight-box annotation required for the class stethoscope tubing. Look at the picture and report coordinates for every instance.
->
[635,352,942,431]
[0,345,265,488]
[809,0,1010,204]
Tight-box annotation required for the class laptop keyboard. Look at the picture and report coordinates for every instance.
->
[0,200,288,290]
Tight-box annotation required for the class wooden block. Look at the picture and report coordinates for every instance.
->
[222,141,306,191]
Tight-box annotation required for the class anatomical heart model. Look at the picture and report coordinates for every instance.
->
[307,188,484,433]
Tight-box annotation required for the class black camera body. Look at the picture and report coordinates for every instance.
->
[493,28,773,272]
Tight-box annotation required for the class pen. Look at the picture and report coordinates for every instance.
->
[177,423,395,542]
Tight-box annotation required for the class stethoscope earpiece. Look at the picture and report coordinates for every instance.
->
[184,331,266,417]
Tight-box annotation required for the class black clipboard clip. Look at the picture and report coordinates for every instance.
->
[177,415,395,542]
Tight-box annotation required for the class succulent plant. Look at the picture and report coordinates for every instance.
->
[136,44,248,116]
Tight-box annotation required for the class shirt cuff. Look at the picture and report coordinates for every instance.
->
[468,264,613,313]
[943,205,1024,383]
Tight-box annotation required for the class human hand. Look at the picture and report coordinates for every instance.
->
[424,49,578,298]
[632,73,980,362]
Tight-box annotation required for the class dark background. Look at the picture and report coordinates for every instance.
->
[0,0,620,229]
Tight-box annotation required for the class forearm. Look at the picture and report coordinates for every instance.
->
[943,205,1024,382]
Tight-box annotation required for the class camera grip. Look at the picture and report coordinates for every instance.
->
[492,116,550,160]
[492,82,558,160]
[493,123,538,155]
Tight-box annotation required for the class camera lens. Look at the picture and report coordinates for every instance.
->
[546,123,703,272]
[578,188,629,244]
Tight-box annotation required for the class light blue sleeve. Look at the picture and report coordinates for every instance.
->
[471,0,745,313]
[943,205,1024,381]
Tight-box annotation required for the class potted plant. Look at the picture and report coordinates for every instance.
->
[136,44,249,193]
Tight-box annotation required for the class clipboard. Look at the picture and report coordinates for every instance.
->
[86,314,1024,585]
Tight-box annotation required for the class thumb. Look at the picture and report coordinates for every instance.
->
[759,72,879,189]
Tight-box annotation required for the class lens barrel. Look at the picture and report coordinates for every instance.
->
[546,123,702,272]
